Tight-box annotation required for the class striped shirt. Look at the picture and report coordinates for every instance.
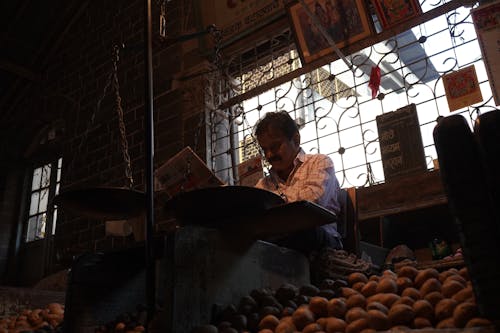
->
[255,149,341,215]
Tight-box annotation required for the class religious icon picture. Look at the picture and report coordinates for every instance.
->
[442,65,483,112]
[287,0,373,64]
[370,0,422,29]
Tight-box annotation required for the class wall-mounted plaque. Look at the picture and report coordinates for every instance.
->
[376,104,427,181]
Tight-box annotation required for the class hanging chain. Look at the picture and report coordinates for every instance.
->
[159,0,167,37]
[112,45,134,188]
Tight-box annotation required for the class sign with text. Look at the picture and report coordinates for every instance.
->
[376,104,427,181]
[199,0,285,45]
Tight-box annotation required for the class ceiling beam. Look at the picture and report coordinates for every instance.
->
[0,59,39,81]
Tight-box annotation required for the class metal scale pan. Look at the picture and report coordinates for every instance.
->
[165,186,337,238]
[54,187,146,220]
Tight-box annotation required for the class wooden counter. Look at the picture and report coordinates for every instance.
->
[356,170,448,221]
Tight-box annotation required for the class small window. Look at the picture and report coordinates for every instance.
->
[25,157,62,242]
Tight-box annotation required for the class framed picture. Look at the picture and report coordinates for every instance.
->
[442,65,483,112]
[371,0,422,29]
[287,0,373,64]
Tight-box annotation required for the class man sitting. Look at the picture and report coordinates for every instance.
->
[254,111,343,256]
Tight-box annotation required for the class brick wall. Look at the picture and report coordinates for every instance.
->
[0,0,211,278]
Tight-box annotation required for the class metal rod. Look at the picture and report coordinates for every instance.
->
[144,0,156,328]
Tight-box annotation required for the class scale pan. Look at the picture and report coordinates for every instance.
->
[54,187,146,220]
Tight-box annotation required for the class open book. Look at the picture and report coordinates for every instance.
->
[154,146,224,198]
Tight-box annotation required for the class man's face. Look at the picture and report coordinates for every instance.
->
[257,126,300,175]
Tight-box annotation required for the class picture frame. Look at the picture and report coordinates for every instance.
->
[287,0,373,64]
[370,0,422,29]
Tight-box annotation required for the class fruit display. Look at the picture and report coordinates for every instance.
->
[0,302,64,333]
[192,266,494,333]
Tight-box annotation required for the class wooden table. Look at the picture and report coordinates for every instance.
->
[355,170,452,250]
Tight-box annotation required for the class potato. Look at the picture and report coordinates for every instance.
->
[352,282,366,293]
[424,291,444,307]
[327,298,347,318]
[397,266,419,280]
[292,305,315,330]
[258,315,280,330]
[47,303,64,315]
[442,280,464,298]
[438,269,455,283]
[390,325,411,332]
[371,293,400,308]
[345,318,369,333]
[367,309,390,331]
[258,330,274,333]
[452,286,473,303]
[413,317,432,329]
[393,296,415,307]
[419,278,442,297]
[274,321,296,333]
[366,301,388,314]
[396,277,413,294]
[414,268,439,288]
[324,317,347,333]
[345,307,368,324]
[316,317,327,329]
[382,269,397,279]
[368,275,380,282]
[465,317,493,328]
[437,318,456,329]
[346,294,367,309]
[435,298,458,322]
[453,302,478,328]
[401,287,421,300]
[388,304,415,326]
[341,287,359,298]
[359,329,376,333]
[444,273,466,286]
[376,278,398,294]
[309,296,329,318]
[302,322,323,333]
[413,299,434,321]
[361,281,378,298]
[348,272,368,286]
[459,267,469,280]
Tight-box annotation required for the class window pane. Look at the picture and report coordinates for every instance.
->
[29,192,40,215]
[41,165,51,188]
[26,216,37,242]
[39,188,49,212]
[31,167,42,190]
[36,214,46,239]
[52,209,58,235]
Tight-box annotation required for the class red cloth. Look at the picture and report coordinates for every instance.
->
[369,65,381,99]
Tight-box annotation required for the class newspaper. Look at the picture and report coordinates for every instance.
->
[154,146,224,197]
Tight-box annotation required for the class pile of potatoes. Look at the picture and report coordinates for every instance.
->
[0,302,64,333]
[94,304,147,333]
[195,266,495,333]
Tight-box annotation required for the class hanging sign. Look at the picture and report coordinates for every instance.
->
[442,65,483,112]
[199,0,285,45]
[472,1,500,106]
[376,104,427,181]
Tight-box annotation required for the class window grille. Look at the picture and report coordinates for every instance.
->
[25,157,62,242]
[208,2,500,187]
